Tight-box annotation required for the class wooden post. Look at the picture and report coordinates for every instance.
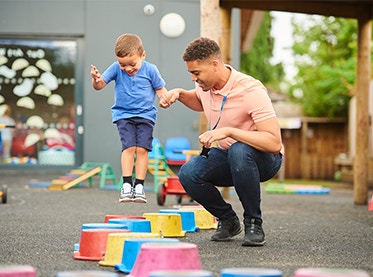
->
[200,0,220,135]
[220,6,232,200]
[354,8,371,205]
[200,0,231,200]
[300,119,310,179]
[220,7,232,64]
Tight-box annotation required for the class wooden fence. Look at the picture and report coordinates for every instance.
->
[280,117,348,180]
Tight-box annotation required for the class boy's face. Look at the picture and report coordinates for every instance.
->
[117,51,145,76]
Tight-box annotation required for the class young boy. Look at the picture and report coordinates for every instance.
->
[91,33,168,203]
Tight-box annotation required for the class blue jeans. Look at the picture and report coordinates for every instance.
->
[178,142,283,222]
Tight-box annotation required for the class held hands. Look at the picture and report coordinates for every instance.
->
[159,88,181,108]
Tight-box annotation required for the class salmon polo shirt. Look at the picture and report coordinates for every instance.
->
[196,65,276,150]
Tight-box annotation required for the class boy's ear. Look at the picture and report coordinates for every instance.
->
[142,51,147,59]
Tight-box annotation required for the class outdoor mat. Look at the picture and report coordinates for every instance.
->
[264,183,330,195]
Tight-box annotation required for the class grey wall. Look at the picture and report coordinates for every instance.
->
[0,0,201,176]
[84,0,201,176]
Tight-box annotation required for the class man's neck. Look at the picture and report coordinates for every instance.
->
[213,65,232,91]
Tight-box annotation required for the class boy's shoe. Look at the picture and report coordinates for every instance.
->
[211,216,242,241]
[242,218,266,246]
[119,182,133,203]
[133,184,147,203]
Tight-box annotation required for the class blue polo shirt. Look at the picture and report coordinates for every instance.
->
[101,60,166,123]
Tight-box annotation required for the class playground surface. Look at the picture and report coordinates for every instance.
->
[0,170,372,277]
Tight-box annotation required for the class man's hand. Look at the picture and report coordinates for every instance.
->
[199,128,230,148]
[159,89,180,108]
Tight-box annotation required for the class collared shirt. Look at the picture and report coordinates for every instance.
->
[196,65,276,150]
[102,60,165,123]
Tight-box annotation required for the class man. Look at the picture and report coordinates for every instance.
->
[160,37,283,246]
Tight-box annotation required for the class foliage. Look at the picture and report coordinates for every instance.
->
[240,12,285,91]
[289,15,359,118]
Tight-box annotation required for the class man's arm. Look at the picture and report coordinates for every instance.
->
[199,117,283,154]
[160,88,203,111]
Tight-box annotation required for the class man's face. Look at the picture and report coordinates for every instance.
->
[117,52,145,76]
[186,60,216,91]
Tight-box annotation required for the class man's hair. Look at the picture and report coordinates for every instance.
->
[182,37,221,62]
[115,33,144,57]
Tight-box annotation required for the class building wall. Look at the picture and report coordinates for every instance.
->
[0,0,201,175]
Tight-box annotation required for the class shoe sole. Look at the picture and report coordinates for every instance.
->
[241,240,266,247]
[211,227,242,241]
[133,198,147,203]
[119,198,133,203]
[119,193,133,203]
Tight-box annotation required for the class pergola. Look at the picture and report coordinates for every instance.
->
[200,0,372,205]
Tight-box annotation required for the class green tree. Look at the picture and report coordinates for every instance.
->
[289,15,358,118]
[240,12,285,91]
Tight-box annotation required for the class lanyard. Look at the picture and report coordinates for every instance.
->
[209,92,228,130]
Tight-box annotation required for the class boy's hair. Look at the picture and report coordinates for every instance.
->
[115,33,144,57]
[182,37,221,62]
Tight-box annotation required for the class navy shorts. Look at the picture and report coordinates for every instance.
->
[115,117,154,151]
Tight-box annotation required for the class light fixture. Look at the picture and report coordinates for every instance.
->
[159,13,185,38]
[144,4,155,16]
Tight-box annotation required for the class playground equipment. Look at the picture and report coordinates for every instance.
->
[157,176,188,206]
[0,124,13,204]
[48,162,119,190]
[128,242,202,277]
[0,184,7,204]
[164,137,191,165]
[147,138,198,205]
[147,138,175,189]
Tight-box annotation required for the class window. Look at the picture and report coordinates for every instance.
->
[0,38,77,166]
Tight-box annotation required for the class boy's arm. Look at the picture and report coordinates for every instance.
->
[91,64,107,90]
[166,88,203,111]
[155,87,168,99]
[157,87,203,111]
[156,87,171,108]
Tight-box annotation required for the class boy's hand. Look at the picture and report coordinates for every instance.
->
[159,92,172,108]
[91,64,107,90]
[159,89,180,108]
[90,64,102,82]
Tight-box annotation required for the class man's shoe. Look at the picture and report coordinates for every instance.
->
[211,216,242,241]
[119,183,133,203]
[133,184,147,203]
[242,218,266,246]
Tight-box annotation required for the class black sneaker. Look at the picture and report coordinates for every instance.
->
[211,216,242,241]
[242,218,265,246]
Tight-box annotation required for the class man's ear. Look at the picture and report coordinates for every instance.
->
[211,59,219,71]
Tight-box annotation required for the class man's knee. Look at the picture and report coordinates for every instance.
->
[229,142,255,160]
[178,164,190,187]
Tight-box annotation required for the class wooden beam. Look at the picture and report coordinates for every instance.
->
[241,11,265,53]
[220,1,373,19]
[220,6,232,64]
[199,0,220,135]
[300,120,310,179]
[220,6,233,200]
[354,8,371,205]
